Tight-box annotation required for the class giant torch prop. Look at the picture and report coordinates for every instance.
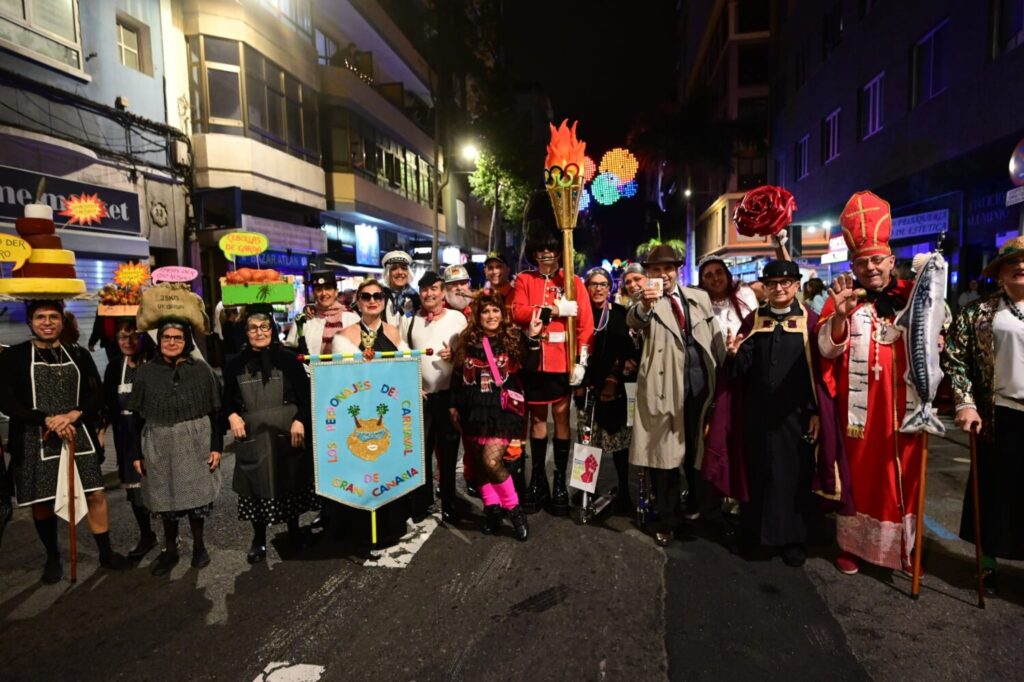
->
[544,120,587,378]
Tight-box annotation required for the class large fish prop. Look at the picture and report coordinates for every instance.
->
[895,252,949,436]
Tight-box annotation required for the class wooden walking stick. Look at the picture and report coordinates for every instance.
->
[911,433,928,599]
[969,427,985,609]
[67,436,77,583]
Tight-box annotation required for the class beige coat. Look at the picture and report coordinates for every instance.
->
[627,286,724,470]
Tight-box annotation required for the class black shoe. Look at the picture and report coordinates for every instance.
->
[507,506,529,542]
[247,543,267,564]
[441,500,460,524]
[191,548,211,569]
[482,505,503,535]
[100,551,131,571]
[0,501,12,549]
[521,474,550,514]
[654,531,673,547]
[128,533,159,561]
[151,550,179,576]
[310,514,325,530]
[549,471,569,516]
[41,555,63,584]
[982,569,998,596]
[782,544,807,567]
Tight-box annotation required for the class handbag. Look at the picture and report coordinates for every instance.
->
[482,337,526,417]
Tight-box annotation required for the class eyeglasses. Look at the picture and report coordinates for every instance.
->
[852,255,891,269]
[161,335,185,343]
[763,279,797,289]
[116,333,137,341]
[358,291,386,302]
[586,281,610,289]
[246,324,272,333]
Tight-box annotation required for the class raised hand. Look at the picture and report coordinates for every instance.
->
[527,307,544,337]
[439,341,453,362]
[725,328,745,356]
[830,273,859,319]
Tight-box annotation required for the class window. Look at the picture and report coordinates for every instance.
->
[259,0,312,40]
[992,0,1024,57]
[315,29,337,66]
[187,36,319,161]
[859,72,884,139]
[912,19,949,107]
[0,0,83,73]
[736,0,771,33]
[822,108,841,163]
[822,2,844,60]
[736,155,767,190]
[115,13,152,76]
[794,44,808,90]
[737,43,771,86]
[794,135,810,180]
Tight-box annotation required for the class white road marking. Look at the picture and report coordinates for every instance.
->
[254,661,325,682]
[361,512,440,568]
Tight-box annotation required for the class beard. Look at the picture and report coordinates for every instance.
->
[445,290,474,310]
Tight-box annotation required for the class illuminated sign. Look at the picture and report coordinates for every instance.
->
[354,223,380,266]
[0,166,140,234]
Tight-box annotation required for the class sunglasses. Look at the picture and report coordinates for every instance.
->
[358,291,386,302]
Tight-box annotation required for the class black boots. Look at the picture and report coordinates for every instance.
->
[549,439,571,516]
[613,450,633,514]
[482,505,503,535]
[248,523,267,564]
[34,516,62,584]
[507,506,529,542]
[521,438,549,514]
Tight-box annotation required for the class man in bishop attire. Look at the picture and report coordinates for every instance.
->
[815,190,923,576]
[704,260,850,567]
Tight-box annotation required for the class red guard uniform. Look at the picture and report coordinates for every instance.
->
[511,269,594,382]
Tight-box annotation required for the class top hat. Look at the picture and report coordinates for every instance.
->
[309,270,338,288]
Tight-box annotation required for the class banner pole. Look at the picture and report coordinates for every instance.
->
[371,510,378,546]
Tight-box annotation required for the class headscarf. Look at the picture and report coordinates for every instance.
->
[156,319,195,386]
[242,306,278,385]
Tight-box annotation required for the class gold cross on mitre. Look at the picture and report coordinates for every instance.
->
[844,194,881,230]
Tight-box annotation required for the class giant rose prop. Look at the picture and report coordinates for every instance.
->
[732,185,797,238]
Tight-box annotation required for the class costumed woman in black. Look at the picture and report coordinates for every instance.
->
[450,293,542,540]
[0,300,129,583]
[224,305,318,563]
[100,318,157,560]
[129,319,223,576]
[331,278,412,548]
[576,267,638,513]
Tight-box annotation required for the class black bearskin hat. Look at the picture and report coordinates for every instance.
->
[522,191,562,262]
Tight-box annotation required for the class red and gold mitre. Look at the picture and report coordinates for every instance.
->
[840,191,891,258]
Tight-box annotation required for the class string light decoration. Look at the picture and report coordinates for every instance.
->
[591,172,621,205]
[578,188,591,212]
[583,155,597,183]
[598,148,638,184]
[620,180,638,198]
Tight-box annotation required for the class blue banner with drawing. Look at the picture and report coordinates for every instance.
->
[310,357,425,511]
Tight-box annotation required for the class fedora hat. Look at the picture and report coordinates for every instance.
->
[642,244,684,267]
[982,235,1024,279]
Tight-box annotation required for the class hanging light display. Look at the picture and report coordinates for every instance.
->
[619,179,638,198]
[578,187,591,212]
[598,148,638,184]
[591,172,621,205]
[582,155,597,183]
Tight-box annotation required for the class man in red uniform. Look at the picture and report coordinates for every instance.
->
[511,195,594,515]
[816,191,922,575]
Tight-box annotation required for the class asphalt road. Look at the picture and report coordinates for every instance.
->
[0,423,1021,681]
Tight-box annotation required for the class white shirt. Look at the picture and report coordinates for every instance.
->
[401,309,467,394]
[993,298,1024,412]
[711,285,758,337]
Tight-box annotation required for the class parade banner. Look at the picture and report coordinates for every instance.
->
[311,357,425,511]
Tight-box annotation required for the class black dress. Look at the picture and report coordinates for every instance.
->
[103,356,145,501]
[728,304,818,546]
[452,334,536,442]
[332,323,410,547]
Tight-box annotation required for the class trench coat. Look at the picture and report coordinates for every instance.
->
[626,286,725,470]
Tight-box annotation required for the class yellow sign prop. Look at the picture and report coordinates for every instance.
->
[0,235,32,271]
[219,232,269,260]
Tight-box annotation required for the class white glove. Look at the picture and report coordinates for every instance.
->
[570,363,586,386]
[578,345,590,369]
[554,298,578,318]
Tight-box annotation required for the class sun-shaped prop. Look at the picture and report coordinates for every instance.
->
[59,193,108,226]
[113,261,150,290]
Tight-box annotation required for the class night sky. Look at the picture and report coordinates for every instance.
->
[502,1,680,260]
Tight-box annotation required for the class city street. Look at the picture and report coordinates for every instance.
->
[1,423,1020,681]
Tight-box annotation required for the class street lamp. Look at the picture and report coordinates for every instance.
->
[684,188,693,198]
[461,143,480,163]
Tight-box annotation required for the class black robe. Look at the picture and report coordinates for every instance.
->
[727,303,818,546]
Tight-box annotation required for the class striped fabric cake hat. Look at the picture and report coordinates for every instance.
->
[0,203,88,299]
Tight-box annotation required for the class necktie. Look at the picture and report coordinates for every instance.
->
[669,293,687,335]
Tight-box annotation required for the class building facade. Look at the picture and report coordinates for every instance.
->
[771,0,1024,286]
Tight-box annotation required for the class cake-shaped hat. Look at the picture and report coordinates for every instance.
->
[0,203,87,297]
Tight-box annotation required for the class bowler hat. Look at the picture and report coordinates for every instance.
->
[642,244,684,267]
[981,235,1024,279]
[758,260,801,282]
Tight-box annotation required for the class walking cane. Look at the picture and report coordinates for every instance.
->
[67,436,77,583]
[969,427,985,609]
[911,434,928,599]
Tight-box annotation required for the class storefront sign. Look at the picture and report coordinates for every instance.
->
[354,223,379,266]
[821,249,848,265]
[1006,186,1024,207]
[236,250,309,271]
[0,166,140,234]
[311,357,425,511]
[890,209,949,241]
[0,235,31,269]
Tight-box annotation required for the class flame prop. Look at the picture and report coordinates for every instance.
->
[59,193,108,226]
[544,119,588,377]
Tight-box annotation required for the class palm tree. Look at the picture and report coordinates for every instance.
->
[347,405,361,426]
[375,403,389,426]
